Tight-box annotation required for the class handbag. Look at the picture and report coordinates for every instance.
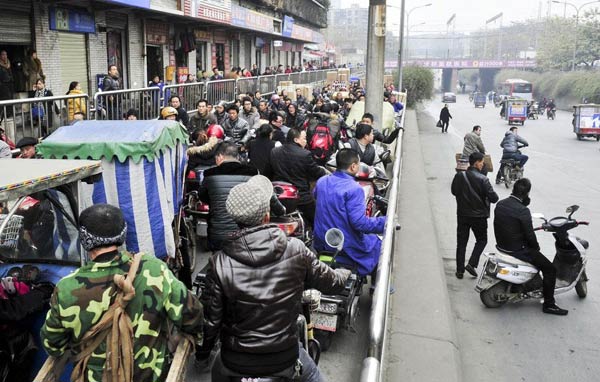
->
[436,120,443,128]
[32,104,45,119]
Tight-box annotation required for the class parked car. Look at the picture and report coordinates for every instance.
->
[442,92,456,103]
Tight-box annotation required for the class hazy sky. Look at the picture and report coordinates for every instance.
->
[341,0,588,35]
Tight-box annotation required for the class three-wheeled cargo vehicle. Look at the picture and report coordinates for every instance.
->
[572,104,600,141]
[504,98,528,125]
[473,92,486,108]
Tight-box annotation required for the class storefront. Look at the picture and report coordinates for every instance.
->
[194,29,212,74]
[105,11,129,87]
[212,31,229,72]
[48,6,95,94]
[145,20,169,83]
[0,1,33,94]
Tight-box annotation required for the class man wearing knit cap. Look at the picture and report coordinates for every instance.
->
[41,204,203,382]
[198,175,350,381]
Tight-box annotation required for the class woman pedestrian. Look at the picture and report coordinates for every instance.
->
[66,81,87,121]
[439,104,452,133]
[29,78,58,136]
[285,103,305,130]
[23,49,45,90]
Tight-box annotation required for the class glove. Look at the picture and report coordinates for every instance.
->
[336,268,352,282]
[31,282,55,301]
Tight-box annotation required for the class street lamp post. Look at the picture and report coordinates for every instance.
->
[405,3,432,61]
[552,0,600,71]
[483,12,503,59]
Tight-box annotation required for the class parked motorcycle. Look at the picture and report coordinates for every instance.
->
[312,228,366,351]
[476,205,590,308]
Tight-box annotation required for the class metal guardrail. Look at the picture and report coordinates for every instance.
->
[93,86,160,120]
[1,69,349,141]
[0,93,90,141]
[360,100,406,382]
[163,82,207,116]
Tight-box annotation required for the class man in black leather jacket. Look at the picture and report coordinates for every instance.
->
[451,152,499,279]
[199,142,284,250]
[198,175,350,381]
[271,128,327,227]
[494,178,568,315]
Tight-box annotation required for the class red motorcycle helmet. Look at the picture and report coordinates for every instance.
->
[206,124,225,140]
[355,163,371,180]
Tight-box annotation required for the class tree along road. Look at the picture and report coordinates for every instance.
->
[422,93,600,381]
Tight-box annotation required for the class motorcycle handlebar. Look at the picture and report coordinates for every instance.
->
[534,226,544,231]
[577,221,590,225]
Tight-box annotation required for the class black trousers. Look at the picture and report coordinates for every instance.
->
[442,120,449,132]
[299,199,316,229]
[513,248,557,306]
[456,216,488,273]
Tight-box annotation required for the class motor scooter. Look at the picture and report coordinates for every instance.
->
[547,107,556,120]
[271,181,311,246]
[184,165,212,250]
[475,205,590,308]
[311,229,366,351]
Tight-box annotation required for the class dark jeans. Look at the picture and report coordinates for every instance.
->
[211,343,323,382]
[513,248,557,306]
[456,216,488,273]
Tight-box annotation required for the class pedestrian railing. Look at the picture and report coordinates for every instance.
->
[93,87,161,120]
[0,93,90,142]
[163,82,207,117]
[2,69,359,141]
[205,79,237,106]
[360,97,406,382]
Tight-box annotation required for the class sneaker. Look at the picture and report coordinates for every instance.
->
[542,303,568,316]
[465,264,478,277]
[455,272,464,279]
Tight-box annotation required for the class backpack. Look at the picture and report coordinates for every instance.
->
[309,124,334,163]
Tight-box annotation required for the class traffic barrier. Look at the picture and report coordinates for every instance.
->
[94,87,161,120]
[258,75,277,98]
[360,97,406,382]
[163,82,207,116]
[236,77,259,99]
[0,93,90,142]
[205,79,236,105]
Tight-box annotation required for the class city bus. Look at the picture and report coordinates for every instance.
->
[498,79,533,101]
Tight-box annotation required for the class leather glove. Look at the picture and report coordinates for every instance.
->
[336,268,352,283]
[31,282,55,301]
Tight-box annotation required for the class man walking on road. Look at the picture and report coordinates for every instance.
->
[439,104,452,133]
[451,152,499,279]
[462,125,488,175]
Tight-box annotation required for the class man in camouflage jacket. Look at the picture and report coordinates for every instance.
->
[41,204,203,382]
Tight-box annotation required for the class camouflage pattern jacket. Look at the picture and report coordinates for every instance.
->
[41,251,203,382]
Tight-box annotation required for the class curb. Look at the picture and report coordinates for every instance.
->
[384,109,462,382]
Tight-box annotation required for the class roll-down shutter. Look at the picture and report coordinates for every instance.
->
[59,32,89,94]
[0,2,32,44]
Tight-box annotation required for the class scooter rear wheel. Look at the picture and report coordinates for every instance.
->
[575,271,588,298]
[480,281,508,308]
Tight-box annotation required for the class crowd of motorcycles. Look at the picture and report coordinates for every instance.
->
[182,94,399,371]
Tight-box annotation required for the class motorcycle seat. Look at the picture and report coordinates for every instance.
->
[500,159,517,165]
[494,247,535,267]
[577,237,589,250]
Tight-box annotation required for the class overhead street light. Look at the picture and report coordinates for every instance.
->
[483,12,503,59]
[405,3,432,60]
[552,0,600,71]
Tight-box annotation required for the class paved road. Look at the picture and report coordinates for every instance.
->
[421,94,600,381]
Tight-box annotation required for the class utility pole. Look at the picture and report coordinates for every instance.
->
[365,0,386,120]
[397,0,405,91]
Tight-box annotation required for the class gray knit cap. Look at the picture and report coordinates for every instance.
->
[226,175,273,227]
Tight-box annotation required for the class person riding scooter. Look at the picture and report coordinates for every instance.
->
[493,178,568,316]
[495,126,529,184]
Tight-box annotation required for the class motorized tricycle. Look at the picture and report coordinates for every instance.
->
[504,98,528,126]
[473,92,486,108]
[572,104,600,141]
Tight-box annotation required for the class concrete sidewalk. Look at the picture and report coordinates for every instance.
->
[384,109,461,382]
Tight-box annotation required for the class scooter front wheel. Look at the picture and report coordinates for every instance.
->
[480,281,508,308]
[575,270,588,298]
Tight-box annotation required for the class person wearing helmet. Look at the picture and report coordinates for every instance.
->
[313,149,386,277]
[161,106,178,120]
[187,124,224,168]
[269,94,284,112]
[41,204,204,381]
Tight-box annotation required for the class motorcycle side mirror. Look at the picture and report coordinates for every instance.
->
[566,205,579,218]
[379,150,391,164]
[325,228,345,251]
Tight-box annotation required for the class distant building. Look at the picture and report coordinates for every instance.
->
[326,4,368,65]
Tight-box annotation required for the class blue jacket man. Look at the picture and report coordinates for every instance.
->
[313,149,386,275]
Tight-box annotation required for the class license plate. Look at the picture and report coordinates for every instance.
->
[312,312,338,332]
